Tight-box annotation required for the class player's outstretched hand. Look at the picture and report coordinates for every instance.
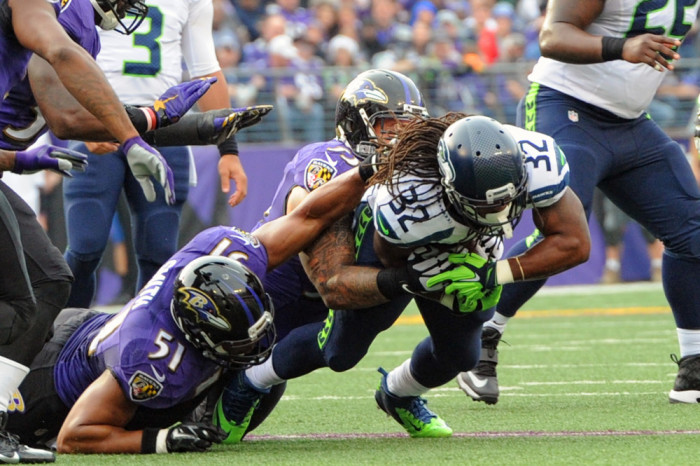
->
[122,136,175,204]
[195,105,273,145]
[165,423,227,453]
[12,144,87,177]
[151,77,218,128]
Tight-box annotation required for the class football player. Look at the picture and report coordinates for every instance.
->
[6,162,411,454]
[460,0,700,406]
[210,69,430,444]
[231,114,590,438]
[60,0,273,311]
[0,0,161,462]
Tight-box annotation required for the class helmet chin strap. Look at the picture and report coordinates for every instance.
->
[478,204,514,239]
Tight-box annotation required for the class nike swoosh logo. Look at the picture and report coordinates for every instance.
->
[466,371,489,389]
[150,364,166,383]
[376,213,391,236]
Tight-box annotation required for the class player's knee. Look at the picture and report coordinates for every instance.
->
[324,349,365,372]
[0,300,34,345]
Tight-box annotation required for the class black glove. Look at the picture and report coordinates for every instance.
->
[165,423,227,453]
[196,105,273,146]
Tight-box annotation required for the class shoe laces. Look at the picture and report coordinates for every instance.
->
[405,396,435,423]
[0,430,20,450]
[475,360,497,377]
[221,376,263,423]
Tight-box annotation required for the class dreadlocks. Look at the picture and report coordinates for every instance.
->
[369,112,469,193]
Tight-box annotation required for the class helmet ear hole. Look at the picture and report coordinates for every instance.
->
[172,256,276,369]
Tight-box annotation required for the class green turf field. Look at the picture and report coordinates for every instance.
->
[60,283,700,465]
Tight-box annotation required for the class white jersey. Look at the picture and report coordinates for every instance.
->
[96,0,220,106]
[528,0,700,119]
[365,125,569,248]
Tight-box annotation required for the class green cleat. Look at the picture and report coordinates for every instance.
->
[212,372,267,444]
[374,367,452,438]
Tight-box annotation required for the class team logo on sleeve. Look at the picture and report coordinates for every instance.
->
[7,390,24,413]
[129,371,163,401]
[177,287,232,331]
[305,159,337,191]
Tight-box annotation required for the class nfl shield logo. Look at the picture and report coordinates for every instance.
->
[568,110,579,122]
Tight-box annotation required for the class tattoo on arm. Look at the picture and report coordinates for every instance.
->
[302,215,388,309]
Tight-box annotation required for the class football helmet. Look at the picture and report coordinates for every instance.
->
[335,69,428,159]
[172,256,276,369]
[437,116,528,239]
[90,0,148,34]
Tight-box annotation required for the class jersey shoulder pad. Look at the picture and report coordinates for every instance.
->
[506,126,570,207]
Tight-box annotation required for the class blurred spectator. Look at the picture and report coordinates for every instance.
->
[435,9,468,53]
[230,0,267,41]
[466,0,500,64]
[311,0,341,41]
[266,0,313,39]
[360,0,411,58]
[336,3,362,39]
[242,13,288,67]
[391,20,434,72]
[324,34,365,101]
[410,0,438,25]
[268,35,325,142]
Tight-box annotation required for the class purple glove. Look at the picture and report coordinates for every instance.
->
[122,136,175,204]
[12,144,88,176]
[151,77,218,128]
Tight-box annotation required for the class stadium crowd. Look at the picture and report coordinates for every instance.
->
[212,0,700,141]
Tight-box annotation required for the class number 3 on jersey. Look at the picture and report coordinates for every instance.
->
[124,7,163,77]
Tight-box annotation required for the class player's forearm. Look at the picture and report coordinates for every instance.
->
[301,217,389,309]
[519,191,590,281]
[260,169,367,269]
[57,424,143,454]
[539,22,610,63]
[46,46,138,143]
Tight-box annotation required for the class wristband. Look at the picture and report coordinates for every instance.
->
[124,105,158,133]
[155,429,169,454]
[376,267,410,299]
[141,428,160,454]
[496,259,514,285]
[601,36,627,61]
[217,134,239,157]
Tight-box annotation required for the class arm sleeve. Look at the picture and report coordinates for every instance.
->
[181,0,220,78]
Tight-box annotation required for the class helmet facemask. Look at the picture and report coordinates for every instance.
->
[90,0,148,34]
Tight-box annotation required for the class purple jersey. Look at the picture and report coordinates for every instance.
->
[253,139,359,338]
[255,139,358,228]
[54,226,269,409]
[0,0,100,150]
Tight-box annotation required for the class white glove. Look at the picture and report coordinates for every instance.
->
[122,136,175,204]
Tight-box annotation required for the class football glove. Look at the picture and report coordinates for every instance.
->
[151,77,217,128]
[122,136,175,204]
[12,144,88,176]
[425,253,501,313]
[196,105,273,145]
[164,423,227,453]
